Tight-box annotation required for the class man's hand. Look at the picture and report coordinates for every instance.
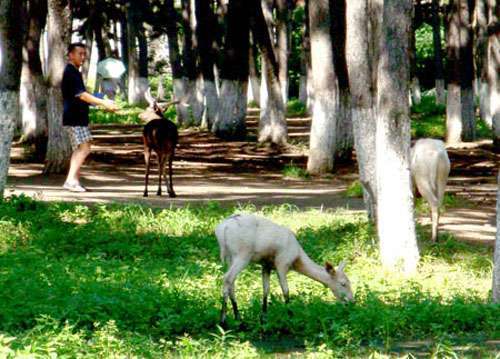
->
[101,99,119,112]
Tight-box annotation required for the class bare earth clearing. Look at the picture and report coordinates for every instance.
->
[7,112,498,246]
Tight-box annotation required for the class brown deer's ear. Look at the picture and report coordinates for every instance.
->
[325,261,335,274]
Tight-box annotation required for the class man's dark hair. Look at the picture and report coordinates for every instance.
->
[67,42,86,55]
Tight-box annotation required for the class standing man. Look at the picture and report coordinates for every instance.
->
[62,43,119,192]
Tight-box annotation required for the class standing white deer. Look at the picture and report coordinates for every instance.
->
[410,138,451,242]
[215,213,353,326]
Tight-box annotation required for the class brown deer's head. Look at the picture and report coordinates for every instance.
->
[138,88,178,122]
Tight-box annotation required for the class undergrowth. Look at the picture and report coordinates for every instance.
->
[0,195,497,357]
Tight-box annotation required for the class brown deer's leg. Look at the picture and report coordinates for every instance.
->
[167,154,176,197]
[157,155,166,196]
[143,147,152,197]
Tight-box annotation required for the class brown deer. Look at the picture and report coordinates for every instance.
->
[140,89,179,198]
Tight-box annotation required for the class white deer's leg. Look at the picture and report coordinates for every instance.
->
[221,258,249,324]
[276,265,290,304]
[262,266,271,313]
[431,205,439,242]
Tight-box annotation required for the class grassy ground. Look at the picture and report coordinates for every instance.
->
[0,195,498,357]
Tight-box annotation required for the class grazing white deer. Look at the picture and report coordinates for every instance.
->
[215,213,353,326]
[410,138,451,242]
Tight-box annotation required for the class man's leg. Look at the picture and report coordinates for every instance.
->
[65,141,91,184]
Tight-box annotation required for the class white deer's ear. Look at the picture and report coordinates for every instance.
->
[325,261,335,274]
[337,261,346,272]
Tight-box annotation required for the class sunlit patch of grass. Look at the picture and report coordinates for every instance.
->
[0,195,497,357]
[282,162,310,180]
[286,98,308,117]
[411,95,492,140]
[345,180,364,198]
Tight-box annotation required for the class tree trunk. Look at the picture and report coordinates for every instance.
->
[248,41,261,107]
[460,0,476,142]
[475,0,491,126]
[180,0,203,126]
[331,0,353,160]
[44,0,72,174]
[164,0,188,124]
[0,0,23,198]
[195,0,219,129]
[346,0,380,221]
[488,0,499,147]
[410,28,421,105]
[446,0,463,145]
[493,171,500,302]
[276,0,291,105]
[303,0,314,114]
[81,24,93,82]
[376,0,419,273]
[127,0,147,105]
[306,0,339,174]
[20,0,48,159]
[255,0,287,145]
[431,0,446,105]
[212,0,250,140]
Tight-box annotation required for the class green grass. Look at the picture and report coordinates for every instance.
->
[0,195,497,357]
[411,95,493,139]
[286,99,308,117]
[345,180,364,198]
[282,162,310,180]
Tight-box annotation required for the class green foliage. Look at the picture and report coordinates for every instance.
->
[411,94,493,139]
[0,195,497,357]
[286,98,308,117]
[345,181,364,198]
[282,162,310,179]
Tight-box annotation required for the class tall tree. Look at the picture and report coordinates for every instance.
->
[20,0,48,158]
[487,0,499,147]
[44,0,72,174]
[254,0,287,145]
[248,38,261,107]
[306,0,339,174]
[493,171,500,302]
[376,0,419,273]
[331,0,353,160]
[195,0,219,129]
[0,0,23,197]
[212,0,250,140]
[446,0,463,144]
[346,0,381,221]
[276,0,292,105]
[431,0,446,104]
[127,0,148,105]
[475,0,491,126]
[459,0,476,142]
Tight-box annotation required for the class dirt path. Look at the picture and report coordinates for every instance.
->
[7,117,498,246]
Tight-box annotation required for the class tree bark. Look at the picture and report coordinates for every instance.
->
[431,0,446,104]
[20,0,48,158]
[253,0,287,145]
[302,0,314,114]
[346,0,380,222]
[306,0,339,174]
[44,0,72,174]
[0,0,23,198]
[248,40,261,107]
[488,0,499,147]
[475,0,491,126]
[164,0,188,123]
[459,0,476,142]
[331,0,353,160]
[212,0,250,140]
[446,0,463,145]
[376,0,419,273]
[276,0,291,105]
[195,0,219,129]
[127,0,147,105]
[493,171,500,302]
